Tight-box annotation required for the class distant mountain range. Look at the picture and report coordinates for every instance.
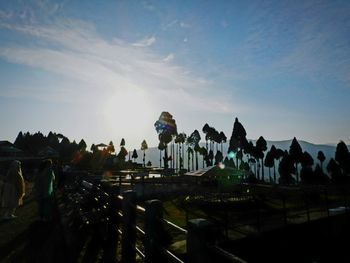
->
[134,139,343,170]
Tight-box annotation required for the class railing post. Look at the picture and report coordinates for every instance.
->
[121,190,136,263]
[103,185,120,263]
[187,218,216,263]
[144,199,164,263]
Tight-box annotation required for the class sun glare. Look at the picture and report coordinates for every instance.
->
[103,88,156,139]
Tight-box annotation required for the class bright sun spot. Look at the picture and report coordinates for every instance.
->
[103,88,156,140]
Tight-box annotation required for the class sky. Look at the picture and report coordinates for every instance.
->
[0,0,349,150]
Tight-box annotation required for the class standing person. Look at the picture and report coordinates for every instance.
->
[1,160,25,219]
[35,159,55,221]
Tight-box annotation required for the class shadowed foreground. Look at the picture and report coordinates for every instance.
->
[0,199,67,263]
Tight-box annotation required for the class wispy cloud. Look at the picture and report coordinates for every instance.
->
[0,15,233,115]
[132,36,156,47]
[228,1,350,87]
[163,53,174,62]
[180,22,191,28]
[162,19,177,30]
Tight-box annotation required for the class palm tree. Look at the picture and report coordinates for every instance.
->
[141,140,148,167]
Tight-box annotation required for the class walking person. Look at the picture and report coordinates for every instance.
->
[1,160,25,220]
[35,159,55,221]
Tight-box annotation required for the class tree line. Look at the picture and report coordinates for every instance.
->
[153,112,350,185]
[10,112,350,185]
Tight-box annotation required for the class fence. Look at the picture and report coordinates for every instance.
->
[57,176,246,263]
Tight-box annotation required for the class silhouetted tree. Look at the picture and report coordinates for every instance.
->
[256,136,267,181]
[335,141,350,175]
[188,130,201,170]
[14,131,25,150]
[78,139,87,151]
[154,112,177,169]
[141,140,148,167]
[278,152,295,185]
[317,150,326,171]
[300,151,314,184]
[202,123,210,152]
[120,138,125,147]
[214,151,223,165]
[289,137,303,183]
[187,147,193,171]
[158,142,166,168]
[147,161,152,167]
[176,133,186,170]
[199,147,207,168]
[270,145,277,183]
[107,141,115,153]
[264,149,274,183]
[132,149,138,163]
[117,146,128,162]
[327,158,343,183]
[219,131,227,154]
[90,144,97,153]
[228,118,248,168]
[313,164,330,184]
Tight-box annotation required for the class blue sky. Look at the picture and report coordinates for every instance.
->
[0,0,349,149]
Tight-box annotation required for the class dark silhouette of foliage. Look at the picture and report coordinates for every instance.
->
[228,118,248,167]
[289,137,303,182]
[214,151,223,165]
[335,141,350,175]
[141,140,148,167]
[278,152,295,185]
[90,144,97,153]
[120,138,125,147]
[132,149,138,162]
[158,142,166,168]
[117,146,128,162]
[219,131,227,153]
[264,149,274,183]
[78,139,87,151]
[317,150,326,170]
[202,123,210,151]
[300,151,314,184]
[188,130,201,170]
[313,164,330,185]
[187,147,193,171]
[199,147,207,168]
[327,158,343,183]
[147,161,152,167]
[107,141,115,153]
[154,112,177,169]
[175,133,186,169]
[256,136,267,181]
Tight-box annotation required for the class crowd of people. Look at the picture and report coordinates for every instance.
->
[0,159,56,221]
